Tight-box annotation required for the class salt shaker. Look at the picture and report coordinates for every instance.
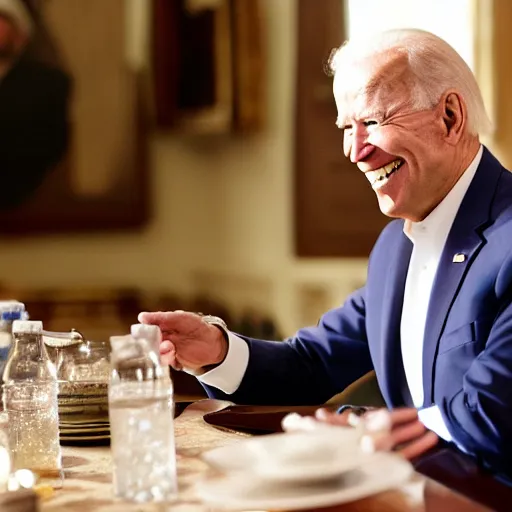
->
[108,325,177,503]
[2,320,63,488]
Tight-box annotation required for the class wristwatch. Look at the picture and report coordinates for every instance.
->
[199,314,229,341]
[182,315,230,375]
[195,315,230,373]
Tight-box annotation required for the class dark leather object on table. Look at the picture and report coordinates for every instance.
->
[202,404,337,435]
[174,401,192,419]
[414,445,512,512]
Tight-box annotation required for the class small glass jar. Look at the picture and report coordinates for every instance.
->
[59,339,111,383]
[43,331,110,426]
[43,331,110,384]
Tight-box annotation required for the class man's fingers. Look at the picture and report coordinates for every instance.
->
[387,408,420,424]
[362,409,392,432]
[138,310,186,325]
[282,413,324,432]
[138,310,180,325]
[314,408,335,421]
[397,431,438,460]
[390,420,427,446]
[315,408,352,426]
[138,310,203,334]
[138,311,161,324]
[313,406,437,461]
[364,408,418,430]
[160,342,183,370]
[361,420,438,460]
[160,340,174,354]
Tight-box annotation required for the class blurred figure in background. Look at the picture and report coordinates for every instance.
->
[0,0,70,210]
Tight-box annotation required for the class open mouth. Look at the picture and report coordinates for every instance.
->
[366,159,405,187]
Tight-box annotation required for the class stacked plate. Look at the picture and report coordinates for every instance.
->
[197,427,413,510]
[57,381,110,445]
[59,418,110,445]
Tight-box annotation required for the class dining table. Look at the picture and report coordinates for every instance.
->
[31,399,511,512]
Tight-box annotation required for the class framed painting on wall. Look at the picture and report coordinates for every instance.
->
[0,0,150,235]
[152,0,265,135]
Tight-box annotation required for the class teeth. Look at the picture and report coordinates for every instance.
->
[366,159,402,185]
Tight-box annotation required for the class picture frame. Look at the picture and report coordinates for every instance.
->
[0,0,150,235]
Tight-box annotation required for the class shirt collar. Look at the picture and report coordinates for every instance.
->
[404,145,483,244]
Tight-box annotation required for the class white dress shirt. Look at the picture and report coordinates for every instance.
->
[404,145,483,443]
[196,145,484,448]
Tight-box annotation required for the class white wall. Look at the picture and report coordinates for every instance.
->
[0,0,368,336]
[199,0,368,334]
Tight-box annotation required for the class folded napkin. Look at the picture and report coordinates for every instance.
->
[202,404,338,435]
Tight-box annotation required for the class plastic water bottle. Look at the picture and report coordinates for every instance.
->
[109,324,177,503]
[2,320,63,488]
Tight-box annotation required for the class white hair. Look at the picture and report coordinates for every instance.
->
[328,28,492,136]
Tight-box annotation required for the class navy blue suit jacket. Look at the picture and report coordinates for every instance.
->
[205,147,512,477]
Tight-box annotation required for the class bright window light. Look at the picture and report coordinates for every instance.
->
[344,0,474,70]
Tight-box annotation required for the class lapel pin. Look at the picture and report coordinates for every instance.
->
[453,253,466,263]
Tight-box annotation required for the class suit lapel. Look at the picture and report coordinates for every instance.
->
[380,229,413,407]
[421,148,502,407]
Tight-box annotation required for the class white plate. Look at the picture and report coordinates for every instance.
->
[196,452,413,511]
[202,428,369,482]
[60,434,110,441]
[59,427,110,434]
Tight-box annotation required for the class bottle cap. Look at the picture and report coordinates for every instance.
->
[0,301,24,311]
[12,320,42,334]
[109,334,142,363]
[0,301,25,321]
[130,324,162,343]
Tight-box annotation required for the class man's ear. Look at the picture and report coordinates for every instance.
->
[441,91,465,144]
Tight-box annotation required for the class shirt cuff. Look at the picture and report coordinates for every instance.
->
[193,332,249,394]
[418,405,453,442]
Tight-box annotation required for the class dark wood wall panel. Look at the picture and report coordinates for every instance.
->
[294,0,389,257]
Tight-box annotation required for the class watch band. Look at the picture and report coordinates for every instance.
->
[199,314,229,341]
[197,315,229,373]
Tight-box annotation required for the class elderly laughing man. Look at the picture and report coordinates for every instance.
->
[140,29,512,481]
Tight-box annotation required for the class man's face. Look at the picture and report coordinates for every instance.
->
[334,51,453,222]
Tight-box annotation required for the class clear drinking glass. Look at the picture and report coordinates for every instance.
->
[109,325,177,503]
[2,320,63,488]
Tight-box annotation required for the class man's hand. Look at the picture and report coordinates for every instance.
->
[315,407,439,460]
[137,311,228,372]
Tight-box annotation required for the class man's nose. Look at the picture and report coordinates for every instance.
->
[348,125,374,163]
